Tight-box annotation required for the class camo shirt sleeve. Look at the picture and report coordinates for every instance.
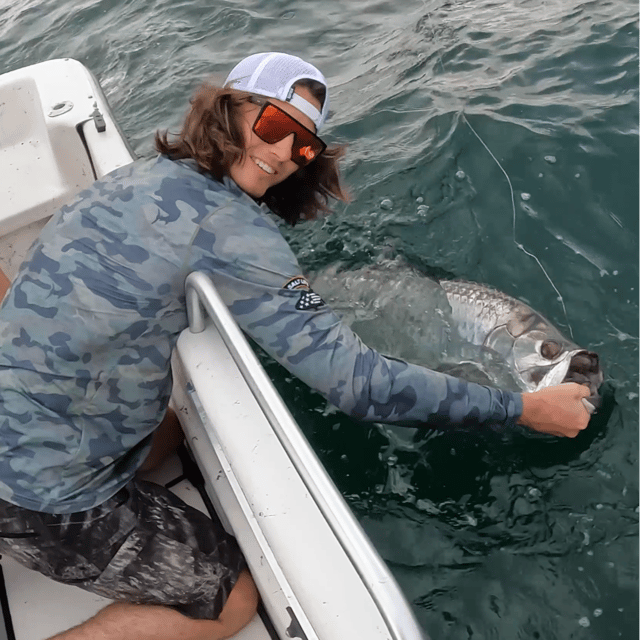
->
[187,181,524,431]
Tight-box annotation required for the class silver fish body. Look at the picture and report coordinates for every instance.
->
[311,259,603,395]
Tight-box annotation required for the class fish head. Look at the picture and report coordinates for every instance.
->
[510,326,603,394]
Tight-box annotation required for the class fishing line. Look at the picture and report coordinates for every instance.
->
[419,1,574,338]
[462,115,573,337]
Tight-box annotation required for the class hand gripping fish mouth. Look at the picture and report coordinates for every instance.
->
[512,345,604,415]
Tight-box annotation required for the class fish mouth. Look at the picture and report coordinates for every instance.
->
[562,350,603,396]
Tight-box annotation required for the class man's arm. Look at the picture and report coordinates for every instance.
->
[204,264,523,428]
[218,274,593,435]
[189,207,593,436]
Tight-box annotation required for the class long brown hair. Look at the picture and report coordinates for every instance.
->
[155,83,350,224]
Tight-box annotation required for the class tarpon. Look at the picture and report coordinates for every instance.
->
[311,259,603,398]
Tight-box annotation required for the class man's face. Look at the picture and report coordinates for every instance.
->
[229,86,321,198]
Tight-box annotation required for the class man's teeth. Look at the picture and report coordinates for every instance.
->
[254,158,274,174]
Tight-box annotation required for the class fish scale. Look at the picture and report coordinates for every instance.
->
[439,280,526,346]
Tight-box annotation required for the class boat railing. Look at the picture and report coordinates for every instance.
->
[185,271,428,640]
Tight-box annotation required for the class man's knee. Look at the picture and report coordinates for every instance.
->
[216,569,259,632]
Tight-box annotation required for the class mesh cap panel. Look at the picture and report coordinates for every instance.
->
[224,52,329,130]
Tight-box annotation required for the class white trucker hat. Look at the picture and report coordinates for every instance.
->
[224,52,329,131]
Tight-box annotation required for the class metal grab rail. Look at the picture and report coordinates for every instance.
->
[185,271,428,640]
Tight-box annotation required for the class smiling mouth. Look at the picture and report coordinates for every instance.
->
[253,157,275,175]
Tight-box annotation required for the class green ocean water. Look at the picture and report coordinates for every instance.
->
[1,1,638,638]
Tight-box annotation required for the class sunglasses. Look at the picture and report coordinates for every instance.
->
[252,102,326,168]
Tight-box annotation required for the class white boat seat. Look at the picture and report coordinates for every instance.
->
[0,58,135,276]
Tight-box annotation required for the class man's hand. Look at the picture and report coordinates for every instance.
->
[518,383,594,438]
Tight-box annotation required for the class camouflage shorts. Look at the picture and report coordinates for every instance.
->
[0,479,246,620]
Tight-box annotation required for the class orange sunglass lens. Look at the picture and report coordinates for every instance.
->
[254,105,291,142]
[254,104,324,165]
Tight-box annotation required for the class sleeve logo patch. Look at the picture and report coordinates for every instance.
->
[295,291,325,311]
[283,276,325,311]
[283,276,310,291]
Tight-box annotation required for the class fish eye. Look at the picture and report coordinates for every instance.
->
[540,340,562,360]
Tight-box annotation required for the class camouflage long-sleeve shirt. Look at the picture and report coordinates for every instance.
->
[0,156,522,513]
